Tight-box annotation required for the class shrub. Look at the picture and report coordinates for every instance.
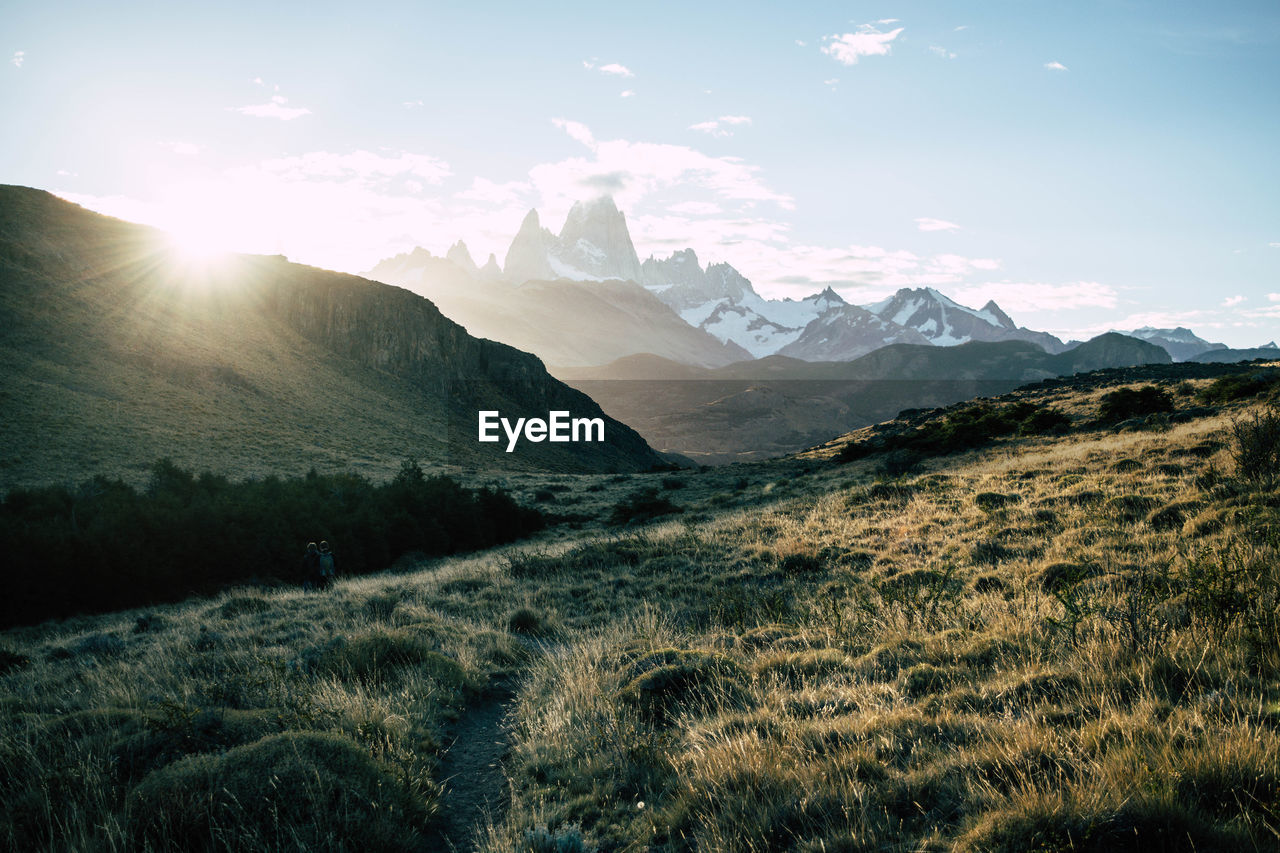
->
[1197,371,1279,404]
[313,630,467,687]
[975,492,1020,512]
[617,651,748,725]
[508,607,552,636]
[1098,385,1173,423]
[0,644,30,674]
[0,459,544,629]
[128,731,430,851]
[1229,402,1280,491]
[608,488,683,525]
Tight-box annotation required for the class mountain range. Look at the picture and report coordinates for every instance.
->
[0,186,666,490]
[371,196,1268,371]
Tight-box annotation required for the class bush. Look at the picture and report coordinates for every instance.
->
[0,458,544,628]
[617,650,749,725]
[1098,385,1173,423]
[608,488,683,525]
[1197,371,1279,404]
[1229,402,1280,491]
[313,630,468,687]
[128,731,430,852]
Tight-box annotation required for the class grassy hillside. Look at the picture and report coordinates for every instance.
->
[1,366,1278,851]
[0,186,664,490]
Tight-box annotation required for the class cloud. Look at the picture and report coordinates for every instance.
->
[11,50,23,68]
[238,149,451,184]
[534,119,792,224]
[795,39,807,47]
[951,281,1118,312]
[689,116,752,137]
[582,60,633,77]
[456,177,531,206]
[56,169,78,177]
[552,118,596,149]
[822,23,905,65]
[231,94,311,120]
[1269,242,1280,248]
[915,217,961,232]
[928,45,956,59]
[402,99,425,108]
[620,90,635,98]
[1223,295,1246,307]
[668,201,725,215]
[1270,293,1280,302]
[1044,61,1069,71]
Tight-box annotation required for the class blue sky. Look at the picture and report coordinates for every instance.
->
[3,0,1278,345]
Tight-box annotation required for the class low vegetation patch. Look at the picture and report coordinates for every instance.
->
[0,458,543,627]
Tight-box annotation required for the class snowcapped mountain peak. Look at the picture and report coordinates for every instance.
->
[868,287,1062,351]
[502,196,642,283]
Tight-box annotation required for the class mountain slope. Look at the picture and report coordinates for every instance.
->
[559,336,1171,462]
[368,250,749,368]
[0,186,665,489]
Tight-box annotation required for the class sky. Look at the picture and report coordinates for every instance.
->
[3,0,1278,346]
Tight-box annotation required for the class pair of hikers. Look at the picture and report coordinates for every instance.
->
[301,541,337,590]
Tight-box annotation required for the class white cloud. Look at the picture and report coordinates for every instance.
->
[928,45,956,59]
[1044,61,1069,71]
[823,78,839,86]
[1269,242,1280,248]
[1223,295,1246,307]
[583,60,633,77]
[952,281,1118,312]
[455,177,531,206]
[11,50,24,68]
[620,90,635,98]
[822,24,905,65]
[915,217,961,232]
[237,150,451,184]
[56,169,78,177]
[689,115,753,137]
[954,25,969,32]
[402,99,425,109]
[231,94,311,120]
[795,39,807,47]
[667,201,725,216]
[533,119,793,226]
[552,118,597,149]
[1269,293,1280,302]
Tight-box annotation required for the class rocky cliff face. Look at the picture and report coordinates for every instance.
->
[502,209,557,283]
[502,197,642,283]
[557,196,643,281]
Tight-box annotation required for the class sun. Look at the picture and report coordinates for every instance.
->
[166,226,231,264]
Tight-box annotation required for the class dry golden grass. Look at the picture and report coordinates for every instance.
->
[2,381,1279,851]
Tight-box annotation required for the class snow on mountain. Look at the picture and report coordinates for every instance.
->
[867,287,1066,352]
[1120,327,1226,362]
[503,196,643,284]
[776,304,932,361]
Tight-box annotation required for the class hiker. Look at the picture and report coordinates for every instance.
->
[317,541,337,590]
[301,542,321,590]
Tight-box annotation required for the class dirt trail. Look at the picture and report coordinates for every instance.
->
[424,679,517,852]
[424,636,560,852]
